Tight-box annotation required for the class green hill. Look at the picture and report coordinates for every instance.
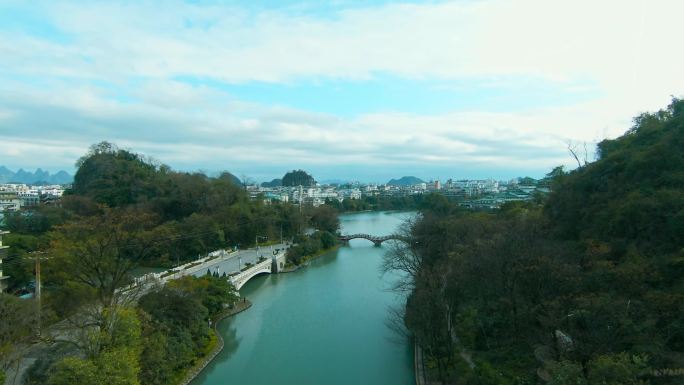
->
[396,99,684,385]
[546,101,684,251]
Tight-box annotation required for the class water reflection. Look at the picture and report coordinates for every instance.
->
[192,211,416,385]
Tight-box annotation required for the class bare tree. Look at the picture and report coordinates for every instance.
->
[566,140,589,168]
[240,174,255,190]
[381,218,422,293]
[384,303,411,342]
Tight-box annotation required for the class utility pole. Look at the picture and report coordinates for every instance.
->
[28,251,48,336]
[299,185,303,213]
[35,254,41,302]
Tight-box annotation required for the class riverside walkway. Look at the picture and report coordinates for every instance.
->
[120,243,289,296]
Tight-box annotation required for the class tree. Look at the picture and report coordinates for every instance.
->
[46,357,98,385]
[309,205,339,233]
[381,218,421,292]
[46,346,141,385]
[388,99,684,384]
[0,294,37,382]
[71,142,162,207]
[587,354,648,385]
[47,208,158,312]
[545,360,587,385]
[138,330,172,385]
[169,275,238,317]
[138,286,212,377]
[94,347,141,385]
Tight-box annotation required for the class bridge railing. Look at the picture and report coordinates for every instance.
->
[337,233,408,243]
[230,258,273,289]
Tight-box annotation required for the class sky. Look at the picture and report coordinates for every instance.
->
[0,0,683,183]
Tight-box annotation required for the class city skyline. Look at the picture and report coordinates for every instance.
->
[1,0,683,182]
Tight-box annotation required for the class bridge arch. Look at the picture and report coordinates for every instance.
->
[230,261,272,290]
[229,252,287,290]
[337,233,408,246]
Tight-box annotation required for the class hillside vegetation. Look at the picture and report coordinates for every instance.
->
[392,99,684,385]
[0,142,339,385]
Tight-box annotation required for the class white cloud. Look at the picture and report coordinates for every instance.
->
[3,1,679,91]
[0,0,682,179]
[1,79,582,175]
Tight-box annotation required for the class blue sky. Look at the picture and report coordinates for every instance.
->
[0,0,682,183]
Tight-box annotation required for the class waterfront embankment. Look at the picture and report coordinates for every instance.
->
[179,300,253,385]
[190,210,416,385]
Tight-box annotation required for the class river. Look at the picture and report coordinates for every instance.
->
[191,210,416,385]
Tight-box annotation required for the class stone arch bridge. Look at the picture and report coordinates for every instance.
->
[229,252,287,290]
[337,233,408,246]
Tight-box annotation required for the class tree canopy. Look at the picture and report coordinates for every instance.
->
[390,99,684,385]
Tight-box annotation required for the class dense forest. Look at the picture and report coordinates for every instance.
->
[0,142,339,384]
[389,99,683,384]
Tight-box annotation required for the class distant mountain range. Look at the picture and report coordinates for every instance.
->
[0,166,73,185]
[318,179,350,186]
[261,178,282,188]
[387,176,425,186]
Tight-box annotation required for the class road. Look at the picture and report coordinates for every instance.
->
[4,243,291,385]
[190,243,289,278]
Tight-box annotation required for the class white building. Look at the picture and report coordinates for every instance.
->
[339,188,362,200]
[0,192,22,212]
[0,230,9,293]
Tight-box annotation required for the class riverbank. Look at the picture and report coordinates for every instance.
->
[282,244,342,273]
[179,300,253,385]
[183,244,341,383]
[190,210,416,385]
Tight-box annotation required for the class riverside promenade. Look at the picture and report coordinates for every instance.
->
[122,243,289,295]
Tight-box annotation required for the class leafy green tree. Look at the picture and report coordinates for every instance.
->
[138,287,210,356]
[46,356,98,385]
[138,328,172,385]
[419,193,453,216]
[309,205,339,233]
[46,346,140,385]
[168,275,238,317]
[95,347,141,385]
[0,293,36,376]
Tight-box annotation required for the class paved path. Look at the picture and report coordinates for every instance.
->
[190,243,289,278]
[6,244,289,385]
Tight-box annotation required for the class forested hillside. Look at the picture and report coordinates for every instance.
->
[3,142,323,290]
[0,142,339,385]
[392,99,684,385]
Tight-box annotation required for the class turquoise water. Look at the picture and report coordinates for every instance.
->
[191,211,415,385]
